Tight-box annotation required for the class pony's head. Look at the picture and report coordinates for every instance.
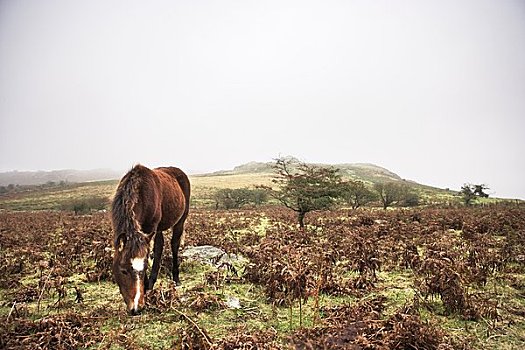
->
[112,233,153,315]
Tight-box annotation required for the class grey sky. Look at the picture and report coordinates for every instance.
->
[0,0,524,199]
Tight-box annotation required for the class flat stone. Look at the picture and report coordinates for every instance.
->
[225,295,241,309]
[181,245,248,269]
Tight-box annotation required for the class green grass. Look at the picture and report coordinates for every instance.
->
[0,174,275,210]
[3,252,524,349]
[0,180,118,211]
[1,253,427,348]
[376,269,416,311]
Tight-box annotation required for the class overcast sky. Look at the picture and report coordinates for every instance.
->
[0,0,524,199]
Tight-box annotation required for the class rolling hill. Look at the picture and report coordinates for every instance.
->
[192,160,455,205]
[0,160,438,192]
[203,160,405,185]
[0,160,464,211]
[1,160,408,187]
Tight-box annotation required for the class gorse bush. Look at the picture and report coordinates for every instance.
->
[213,188,267,209]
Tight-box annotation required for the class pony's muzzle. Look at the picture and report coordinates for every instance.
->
[128,298,144,316]
[129,307,142,316]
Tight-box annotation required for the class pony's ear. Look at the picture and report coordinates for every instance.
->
[114,234,126,252]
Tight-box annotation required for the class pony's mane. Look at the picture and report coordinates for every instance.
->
[111,164,149,257]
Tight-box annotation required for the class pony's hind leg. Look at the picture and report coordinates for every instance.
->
[146,231,164,290]
[171,221,184,285]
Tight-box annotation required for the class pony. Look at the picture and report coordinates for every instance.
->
[111,164,190,315]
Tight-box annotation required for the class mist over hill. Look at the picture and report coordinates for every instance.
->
[0,169,122,186]
[1,160,427,189]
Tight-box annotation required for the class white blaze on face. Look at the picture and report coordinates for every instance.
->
[131,258,145,311]
[131,258,145,272]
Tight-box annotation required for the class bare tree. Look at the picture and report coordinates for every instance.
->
[341,180,376,209]
[374,182,405,210]
[261,157,343,228]
[460,183,489,206]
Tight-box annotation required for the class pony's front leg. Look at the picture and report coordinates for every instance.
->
[146,231,164,290]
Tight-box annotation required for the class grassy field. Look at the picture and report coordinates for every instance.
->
[1,203,525,349]
[1,172,523,348]
[1,168,511,212]
[0,173,277,211]
[0,180,118,211]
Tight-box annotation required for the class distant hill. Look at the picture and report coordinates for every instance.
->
[0,160,436,191]
[203,160,405,184]
[0,169,122,186]
[0,161,513,210]
[197,160,457,201]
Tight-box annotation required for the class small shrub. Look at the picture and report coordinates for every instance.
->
[214,188,267,209]
[60,196,110,214]
[403,191,421,207]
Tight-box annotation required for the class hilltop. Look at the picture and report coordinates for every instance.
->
[204,160,405,184]
[194,160,457,206]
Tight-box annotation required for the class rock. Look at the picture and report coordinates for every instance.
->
[181,245,248,270]
[182,245,225,264]
[225,295,241,309]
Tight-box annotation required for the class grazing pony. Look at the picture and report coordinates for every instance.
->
[111,164,190,315]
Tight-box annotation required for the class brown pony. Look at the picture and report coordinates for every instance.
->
[111,164,190,315]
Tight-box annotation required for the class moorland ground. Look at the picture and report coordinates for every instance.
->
[0,173,524,349]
